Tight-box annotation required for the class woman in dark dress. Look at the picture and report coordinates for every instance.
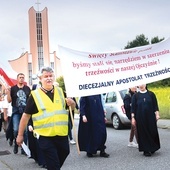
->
[131,84,160,156]
[78,94,109,158]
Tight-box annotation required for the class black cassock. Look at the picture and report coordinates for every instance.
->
[131,91,160,152]
[78,95,107,154]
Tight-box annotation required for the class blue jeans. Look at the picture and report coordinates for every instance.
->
[12,113,27,144]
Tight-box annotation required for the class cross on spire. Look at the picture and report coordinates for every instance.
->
[21,47,25,53]
[21,47,25,55]
[35,0,41,12]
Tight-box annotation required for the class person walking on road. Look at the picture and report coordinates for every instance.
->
[68,97,79,145]
[123,87,138,148]
[131,84,160,156]
[16,66,75,170]
[7,73,31,154]
[78,94,109,158]
[2,90,13,146]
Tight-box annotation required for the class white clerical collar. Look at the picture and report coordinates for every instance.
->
[139,90,147,93]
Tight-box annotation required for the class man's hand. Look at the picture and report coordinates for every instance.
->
[65,98,76,110]
[16,135,24,147]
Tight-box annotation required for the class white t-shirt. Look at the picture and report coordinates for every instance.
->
[2,95,12,117]
[0,100,3,114]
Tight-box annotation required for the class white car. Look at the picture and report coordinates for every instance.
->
[104,89,131,129]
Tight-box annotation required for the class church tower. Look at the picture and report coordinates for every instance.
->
[8,5,61,85]
[29,7,50,73]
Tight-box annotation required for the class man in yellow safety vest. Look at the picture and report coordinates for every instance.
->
[16,66,75,170]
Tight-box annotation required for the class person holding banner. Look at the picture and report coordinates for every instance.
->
[16,66,75,170]
[78,94,109,158]
[131,84,160,157]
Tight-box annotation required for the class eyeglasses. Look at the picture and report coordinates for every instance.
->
[19,77,25,79]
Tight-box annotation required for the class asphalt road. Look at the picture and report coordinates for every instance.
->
[0,119,170,170]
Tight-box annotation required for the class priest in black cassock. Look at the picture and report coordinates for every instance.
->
[78,94,109,158]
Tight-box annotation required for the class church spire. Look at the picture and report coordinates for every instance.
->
[35,0,41,12]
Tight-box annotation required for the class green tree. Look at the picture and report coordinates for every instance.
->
[56,76,65,92]
[124,34,149,49]
[151,36,164,44]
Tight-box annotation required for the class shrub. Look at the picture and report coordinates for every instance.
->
[149,87,170,119]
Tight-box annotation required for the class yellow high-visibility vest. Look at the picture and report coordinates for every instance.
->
[31,87,68,137]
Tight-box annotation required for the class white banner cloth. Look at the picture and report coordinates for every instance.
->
[59,38,170,97]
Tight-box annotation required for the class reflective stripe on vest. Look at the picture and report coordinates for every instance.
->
[32,87,68,136]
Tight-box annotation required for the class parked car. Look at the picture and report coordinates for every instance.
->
[104,89,131,129]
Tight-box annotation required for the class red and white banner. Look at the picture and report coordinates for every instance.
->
[59,38,170,97]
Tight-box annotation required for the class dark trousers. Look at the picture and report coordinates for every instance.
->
[28,130,46,166]
[129,123,138,143]
[68,121,73,140]
[38,135,70,170]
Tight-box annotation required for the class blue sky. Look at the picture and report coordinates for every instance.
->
[0,0,170,76]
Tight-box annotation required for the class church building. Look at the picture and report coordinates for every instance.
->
[8,6,62,86]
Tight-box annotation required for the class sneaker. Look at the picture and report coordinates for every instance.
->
[70,139,76,145]
[128,142,138,148]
